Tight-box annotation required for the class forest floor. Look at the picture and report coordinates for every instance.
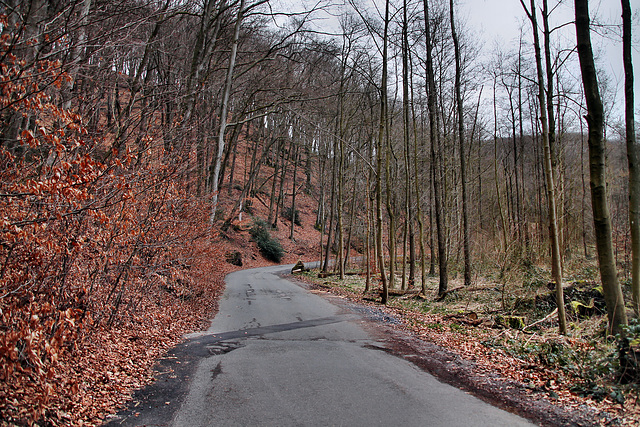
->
[292,265,640,426]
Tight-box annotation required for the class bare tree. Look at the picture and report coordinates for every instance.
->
[575,0,627,334]
[622,0,639,316]
[450,0,471,287]
[423,0,448,298]
[211,0,246,224]
[520,0,567,334]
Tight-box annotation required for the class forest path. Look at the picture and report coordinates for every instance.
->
[107,264,534,426]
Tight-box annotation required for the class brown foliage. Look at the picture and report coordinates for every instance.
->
[0,20,229,426]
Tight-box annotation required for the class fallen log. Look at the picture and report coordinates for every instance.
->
[444,311,484,326]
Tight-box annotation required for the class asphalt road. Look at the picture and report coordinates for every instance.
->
[108,264,535,426]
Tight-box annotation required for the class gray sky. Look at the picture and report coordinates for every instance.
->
[460,0,640,122]
[273,0,640,126]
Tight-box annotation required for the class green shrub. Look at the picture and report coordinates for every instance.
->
[250,219,284,262]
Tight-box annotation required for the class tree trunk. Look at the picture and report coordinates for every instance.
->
[210,0,245,224]
[344,171,357,273]
[290,143,299,240]
[274,139,290,229]
[376,0,390,304]
[521,0,567,334]
[493,80,508,252]
[575,0,627,334]
[268,139,282,225]
[543,0,563,279]
[385,128,396,290]
[423,0,447,298]
[411,78,427,293]
[450,0,471,287]
[517,36,531,259]
[337,73,346,280]
[622,0,639,316]
[365,167,372,293]
[323,150,337,272]
[402,0,410,292]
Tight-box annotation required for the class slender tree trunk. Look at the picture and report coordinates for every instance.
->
[517,37,531,259]
[401,0,411,292]
[317,140,327,268]
[385,131,396,290]
[219,119,244,191]
[337,91,345,280]
[274,139,291,228]
[493,80,508,252]
[268,139,282,224]
[344,172,357,273]
[450,0,471,286]
[575,0,627,334]
[429,194,436,275]
[375,0,391,303]
[622,0,639,316]
[365,174,372,293]
[521,0,567,334]
[412,78,427,293]
[316,145,327,228]
[210,0,245,224]
[543,0,563,277]
[290,143,299,240]
[323,152,337,272]
[423,0,447,297]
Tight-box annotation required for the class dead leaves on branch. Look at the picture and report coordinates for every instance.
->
[0,28,229,426]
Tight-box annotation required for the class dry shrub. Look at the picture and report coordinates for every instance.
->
[0,22,227,425]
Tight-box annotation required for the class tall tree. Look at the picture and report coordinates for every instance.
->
[402,0,412,290]
[423,0,448,298]
[520,0,567,334]
[622,0,639,316]
[377,0,391,304]
[211,0,246,224]
[450,0,471,287]
[542,0,563,275]
[575,0,627,334]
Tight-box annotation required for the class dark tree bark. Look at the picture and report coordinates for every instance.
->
[575,0,627,334]
[423,0,447,297]
[450,0,471,287]
[622,0,639,316]
[376,0,391,304]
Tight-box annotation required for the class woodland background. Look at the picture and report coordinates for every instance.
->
[0,0,638,424]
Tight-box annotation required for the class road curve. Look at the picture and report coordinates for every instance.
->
[108,264,535,426]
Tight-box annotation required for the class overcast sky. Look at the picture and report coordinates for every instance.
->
[454,0,639,120]
[273,0,640,125]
